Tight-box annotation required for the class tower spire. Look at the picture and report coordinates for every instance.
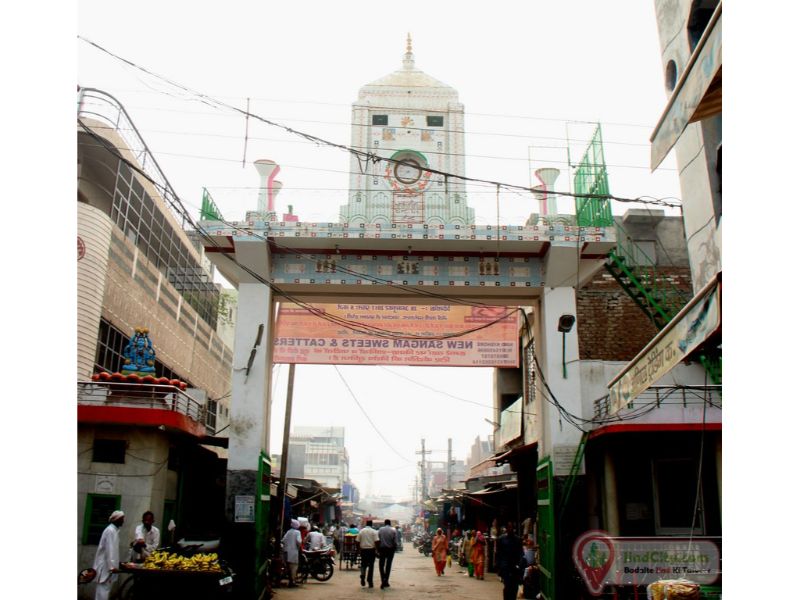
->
[403,33,415,70]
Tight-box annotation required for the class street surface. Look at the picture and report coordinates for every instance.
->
[272,548,504,600]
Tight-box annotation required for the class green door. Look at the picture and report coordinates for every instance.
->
[537,458,556,600]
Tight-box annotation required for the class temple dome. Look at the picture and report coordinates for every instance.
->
[358,34,458,98]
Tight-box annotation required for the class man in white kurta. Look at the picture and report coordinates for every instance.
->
[130,510,160,562]
[93,510,125,600]
[281,520,303,587]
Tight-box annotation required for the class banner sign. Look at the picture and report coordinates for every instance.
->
[497,396,523,447]
[273,303,519,367]
[572,530,720,595]
[608,278,720,413]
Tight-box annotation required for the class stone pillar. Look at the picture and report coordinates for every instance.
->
[603,448,620,536]
[225,281,274,599]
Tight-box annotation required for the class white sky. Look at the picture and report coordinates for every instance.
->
[74,0,688,500]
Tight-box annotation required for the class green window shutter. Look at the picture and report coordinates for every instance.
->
[83,494,121,545]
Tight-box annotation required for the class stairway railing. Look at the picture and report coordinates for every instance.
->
[605,222,691,329]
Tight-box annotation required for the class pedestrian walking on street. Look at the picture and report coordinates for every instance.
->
[356,520,379,588]
[495,522,523,600]
[462,530,475,576]
[93,510,125,600]
[431,528,448,576]
[281,519,303,587]
[377,519,398,589]
[471,530,487,580]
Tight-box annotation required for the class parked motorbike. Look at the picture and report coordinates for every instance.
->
[298,546,335,582]
[271,546,335,587]
[418,537,432,557]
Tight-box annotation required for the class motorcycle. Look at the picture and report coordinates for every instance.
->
[271,545,335,587]
[298,545,336,582]
[418,537,432,557]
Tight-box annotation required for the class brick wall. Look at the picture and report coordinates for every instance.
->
[576,266,693,361]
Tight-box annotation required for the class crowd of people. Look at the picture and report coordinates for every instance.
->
[89,508,540,599]
[422,518,541,600]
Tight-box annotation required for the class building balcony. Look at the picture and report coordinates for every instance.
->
[591,384,721,437]
[77,380,211,438]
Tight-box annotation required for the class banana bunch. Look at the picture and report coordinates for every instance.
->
[143,551,223,572]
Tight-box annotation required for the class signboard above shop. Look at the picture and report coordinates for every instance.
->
[273,303,520,367]
[607,276,721,414]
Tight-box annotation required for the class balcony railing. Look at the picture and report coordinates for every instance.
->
[593,385,722,422]
[78,380,208,428]
[76,87,191,230]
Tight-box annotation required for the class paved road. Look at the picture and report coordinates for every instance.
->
[272,548,504,600]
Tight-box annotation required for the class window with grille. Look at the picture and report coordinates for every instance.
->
[94,319,193,385]
[372,115,388,126]
[110,161,220,328]
[83,494,121,544]
[426,116,444,127]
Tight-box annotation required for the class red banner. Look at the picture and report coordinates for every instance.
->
[273,303,519,367]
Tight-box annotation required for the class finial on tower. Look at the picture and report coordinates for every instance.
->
[403,33,415,70]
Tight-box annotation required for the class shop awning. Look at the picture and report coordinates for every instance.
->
[650,3,722,169]
[466,482,518,498]
[608,274,721,413]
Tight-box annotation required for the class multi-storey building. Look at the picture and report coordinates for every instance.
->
[289,426,350,490]
[426,459,467,497]
[485,3,722,597]
[77,88,232,599]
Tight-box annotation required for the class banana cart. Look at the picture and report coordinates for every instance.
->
[117,561,234,599]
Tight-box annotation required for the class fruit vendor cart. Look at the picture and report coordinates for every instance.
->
[118,558,234,599]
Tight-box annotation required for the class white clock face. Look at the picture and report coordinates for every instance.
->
[395,159,422,184]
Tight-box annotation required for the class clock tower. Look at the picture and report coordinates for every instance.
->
[339,35,474,226]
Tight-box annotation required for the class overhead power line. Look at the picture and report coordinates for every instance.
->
[78,37,681,209]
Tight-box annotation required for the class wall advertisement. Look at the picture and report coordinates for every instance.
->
[273,303,519,367]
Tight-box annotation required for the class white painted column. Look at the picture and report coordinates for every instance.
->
[537,287,583,458]
[226,281,274,501]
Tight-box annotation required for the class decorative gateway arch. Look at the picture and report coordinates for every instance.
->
[200,216,616,595]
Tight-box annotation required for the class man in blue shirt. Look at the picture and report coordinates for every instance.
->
[377,519,399,589]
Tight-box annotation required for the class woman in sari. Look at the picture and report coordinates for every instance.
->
[431,528,448,576]
[462,530,475,576]
[471,530,486,580]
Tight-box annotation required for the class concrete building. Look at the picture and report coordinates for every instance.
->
[426,459,467,497]
[288,426,350,490]
[339,34,474,225]
[480,3,722,597]
[77,88,232,599]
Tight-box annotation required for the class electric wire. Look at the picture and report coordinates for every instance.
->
[333,365,411,463]
[78,38,681,209]
[79,119,520,341]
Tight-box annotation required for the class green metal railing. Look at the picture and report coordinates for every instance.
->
[606,223,691,330]
[574,124,613,227]
[570,123,688,330]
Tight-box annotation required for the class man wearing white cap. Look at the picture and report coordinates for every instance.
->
[281,519,303,587]
[93,510,125,600]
